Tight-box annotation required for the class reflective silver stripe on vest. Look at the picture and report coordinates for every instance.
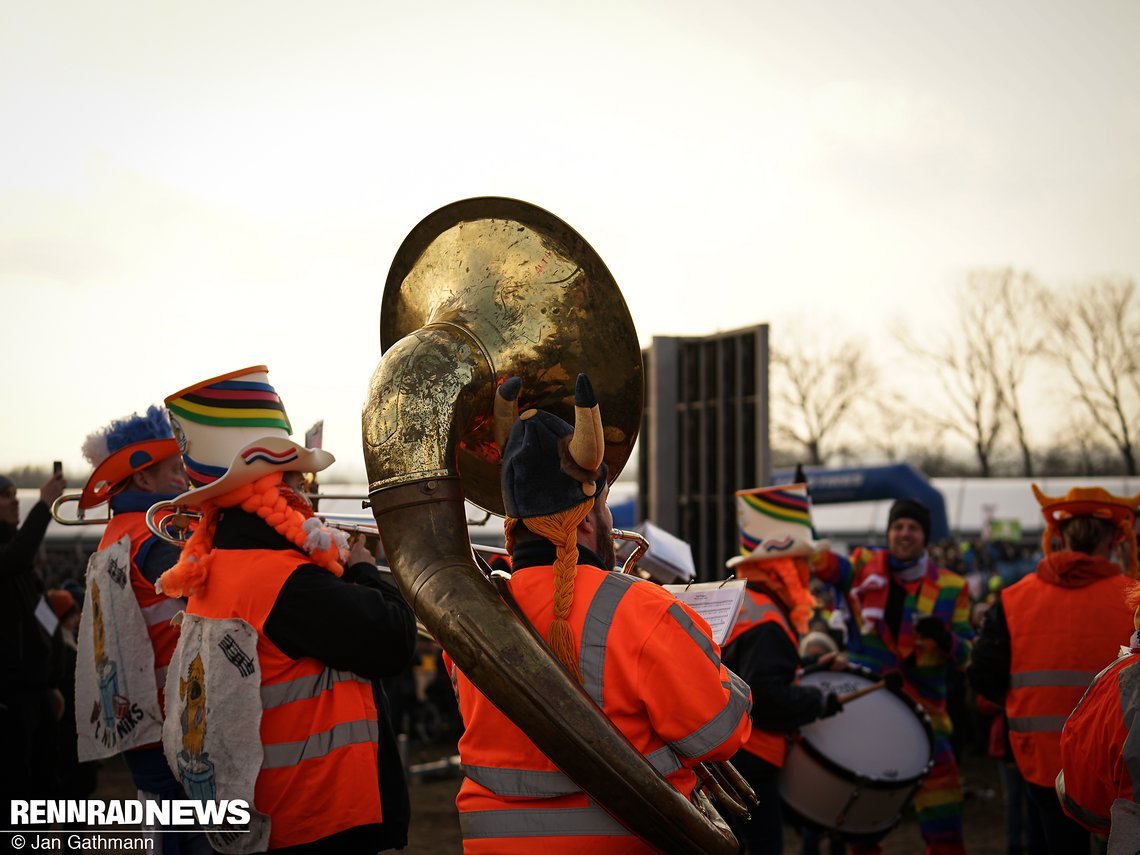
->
[670,681,751,758]
[727,669,753,715]
[744,601,794,636]
[1007,715,1069,734]
[667,603,720,671]
[645,745,682,777]
[141,598,184,628]
[261,718,379,769]
[1055,770,1110,832]
[1119,659,1140,803]
[459,801,630,839]
[259,668,371,710]
[464,765,580,798]
[464,746,685,799]
[580,572,638,708]
[1010,670,1097,689]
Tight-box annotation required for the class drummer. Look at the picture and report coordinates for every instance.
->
[721,484,847,855]
[811,498,973,855]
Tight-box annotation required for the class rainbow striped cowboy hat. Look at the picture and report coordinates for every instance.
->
[163,366,333,507]
[726,482,823,568]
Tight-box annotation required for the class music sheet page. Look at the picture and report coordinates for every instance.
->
[664,580,747,647]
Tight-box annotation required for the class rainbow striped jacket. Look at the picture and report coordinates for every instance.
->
[815,548,974,729]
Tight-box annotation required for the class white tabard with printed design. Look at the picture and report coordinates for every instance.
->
[163,613,270,854]
[75,536,163,761]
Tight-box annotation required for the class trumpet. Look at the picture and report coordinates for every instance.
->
[51,493,110,526]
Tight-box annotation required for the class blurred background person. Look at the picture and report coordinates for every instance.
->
[969,485,1138,854]
[0,468,67,812]
[1057,581,1140,850]
[47,588,99,805]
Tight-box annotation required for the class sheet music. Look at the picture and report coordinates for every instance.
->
[664,580,747,647]
[35,595,58,637]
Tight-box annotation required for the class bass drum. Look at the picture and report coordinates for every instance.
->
[779,665,934,837]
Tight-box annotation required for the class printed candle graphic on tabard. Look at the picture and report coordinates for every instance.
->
[177,653,217,802]
[77,539,163,761]
[90,580,125,730]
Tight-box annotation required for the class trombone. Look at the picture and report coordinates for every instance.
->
[143,502,649,574]
[50,493,110,526]
[220,490,644,566]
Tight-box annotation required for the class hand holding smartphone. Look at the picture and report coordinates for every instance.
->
[42,461,66,504]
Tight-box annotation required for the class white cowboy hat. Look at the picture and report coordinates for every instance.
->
[164,365,332,507]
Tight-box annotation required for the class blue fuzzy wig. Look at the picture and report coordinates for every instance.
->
[82,405,174,467]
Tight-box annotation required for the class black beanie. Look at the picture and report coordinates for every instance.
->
[888,498,931,545]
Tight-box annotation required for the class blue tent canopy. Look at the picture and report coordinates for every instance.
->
[772,462,950,543]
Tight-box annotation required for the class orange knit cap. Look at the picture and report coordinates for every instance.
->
[47,589,78,620]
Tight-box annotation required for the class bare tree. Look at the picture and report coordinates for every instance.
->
[859,389,933,463]
[966,269,1046,476]
[897,286,1006,477]
[770,334,876,465]
[1043,277,1140,475]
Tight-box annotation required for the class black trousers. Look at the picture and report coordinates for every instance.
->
[729,751,784,855]
[1025,780,1090,855]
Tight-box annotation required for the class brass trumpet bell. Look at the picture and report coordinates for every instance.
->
[370,197,643,511]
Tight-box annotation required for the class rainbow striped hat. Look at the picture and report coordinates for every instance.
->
[164,365,333,507]
[727,482,822,568]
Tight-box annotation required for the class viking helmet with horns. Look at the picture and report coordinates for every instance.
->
[497,373,608,519]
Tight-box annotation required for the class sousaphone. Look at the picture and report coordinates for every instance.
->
[364,198,738,853]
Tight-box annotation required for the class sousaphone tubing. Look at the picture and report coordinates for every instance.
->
[364,198,738,853]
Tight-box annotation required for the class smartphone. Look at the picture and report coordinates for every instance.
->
[52,461,63,477]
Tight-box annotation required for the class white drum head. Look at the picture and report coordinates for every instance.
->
[797,669,931,782]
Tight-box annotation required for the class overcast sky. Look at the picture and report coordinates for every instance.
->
[3,0,1138,480]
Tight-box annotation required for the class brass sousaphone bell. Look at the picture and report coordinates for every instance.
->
[364,198,739,853]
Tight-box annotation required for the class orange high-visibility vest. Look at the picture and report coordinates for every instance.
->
[448,563,752,854]
[188,549,381,850]
[1003,570,1132,787]
[1057,651,1140,833]
[98,513,184,713]
[725,587,798,767]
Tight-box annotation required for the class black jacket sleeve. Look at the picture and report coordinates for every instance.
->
[966,593,1011,704]
[262,561,418,680]
[138,538,183,585]
[0,501,51,577]
[725,623,826,732]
